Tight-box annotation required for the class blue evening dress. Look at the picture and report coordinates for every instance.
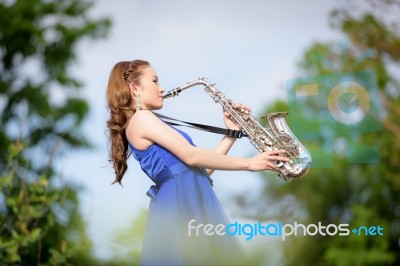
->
[129,122,245,266]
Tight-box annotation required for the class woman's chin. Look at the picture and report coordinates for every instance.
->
[153,104,163,110]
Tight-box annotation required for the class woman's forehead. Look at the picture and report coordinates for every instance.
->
[142,67,157,77]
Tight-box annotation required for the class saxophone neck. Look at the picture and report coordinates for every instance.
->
[163,77,211,99]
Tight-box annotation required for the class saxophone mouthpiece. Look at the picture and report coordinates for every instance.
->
[163,87,182,99]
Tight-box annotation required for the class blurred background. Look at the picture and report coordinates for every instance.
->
[1,0,399,265]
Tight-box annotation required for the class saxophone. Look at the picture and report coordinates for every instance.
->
[163,77,312,181]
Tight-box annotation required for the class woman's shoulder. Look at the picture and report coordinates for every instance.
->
[132,109,157,120]
[128,110,158,128]
[126,110,159,150]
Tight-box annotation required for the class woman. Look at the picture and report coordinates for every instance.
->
[106,60,288,266]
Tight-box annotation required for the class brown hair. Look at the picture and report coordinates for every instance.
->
[106,60,150,184]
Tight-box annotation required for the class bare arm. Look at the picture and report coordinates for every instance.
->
[126,110,288,172]
[206,136,236,175]
[205,104,250,175]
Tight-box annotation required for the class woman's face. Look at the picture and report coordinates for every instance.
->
[136,67,164,110]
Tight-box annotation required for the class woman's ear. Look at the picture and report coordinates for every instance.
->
[129,82,138,97]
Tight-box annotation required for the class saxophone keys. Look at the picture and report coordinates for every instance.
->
[264,139,273,146]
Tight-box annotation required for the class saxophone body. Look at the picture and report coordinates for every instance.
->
[163,77,312,181]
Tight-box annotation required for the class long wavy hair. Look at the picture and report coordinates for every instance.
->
[106,60,150,184]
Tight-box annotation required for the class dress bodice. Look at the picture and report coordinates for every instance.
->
[129,126,196,186]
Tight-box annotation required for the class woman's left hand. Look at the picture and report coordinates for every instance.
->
[223,103,251,130]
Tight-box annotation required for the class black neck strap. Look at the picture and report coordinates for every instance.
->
[153,113,247,139]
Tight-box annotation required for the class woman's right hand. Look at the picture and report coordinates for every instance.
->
[247,150,289,172]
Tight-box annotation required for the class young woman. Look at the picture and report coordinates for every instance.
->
[106,60,288,266]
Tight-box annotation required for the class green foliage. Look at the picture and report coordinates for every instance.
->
[0,0,111,264]
[0,0,111,160]
[238,1,400,265]
[0,144,94,265]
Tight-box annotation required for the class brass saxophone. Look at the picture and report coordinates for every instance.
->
[163,77,312,181]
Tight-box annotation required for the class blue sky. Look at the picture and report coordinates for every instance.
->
[60,0,345,260]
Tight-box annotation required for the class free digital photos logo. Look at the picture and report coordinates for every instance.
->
[188,219,384,241]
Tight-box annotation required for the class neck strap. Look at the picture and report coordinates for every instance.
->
[153,113,247,139]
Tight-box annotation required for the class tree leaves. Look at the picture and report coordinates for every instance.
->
[0,0,110,264]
